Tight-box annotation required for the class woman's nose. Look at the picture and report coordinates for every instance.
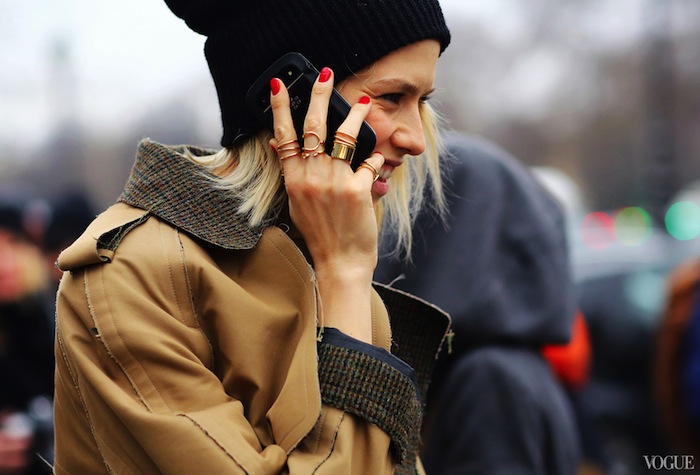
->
[392,109,426,156]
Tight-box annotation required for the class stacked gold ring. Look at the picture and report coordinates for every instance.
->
[302,131,325,159]
[331,130,357,164]
[277,139,301,161]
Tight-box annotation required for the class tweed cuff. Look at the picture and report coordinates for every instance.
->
[317,328,422,467]
[373,283,452,398]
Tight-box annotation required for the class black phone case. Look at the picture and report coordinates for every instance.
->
[245,52,376,170]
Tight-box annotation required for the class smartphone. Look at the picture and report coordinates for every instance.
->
[245,52,376,170]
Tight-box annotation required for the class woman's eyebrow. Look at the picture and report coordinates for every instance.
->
[371,79,435,96]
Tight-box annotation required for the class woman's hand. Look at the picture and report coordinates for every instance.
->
[269,67,384,343]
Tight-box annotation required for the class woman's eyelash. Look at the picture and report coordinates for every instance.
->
[378,93,432,104]
[379,93,403,104]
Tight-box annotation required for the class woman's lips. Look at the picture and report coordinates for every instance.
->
[372,158,402,198]
[379,158,403,179]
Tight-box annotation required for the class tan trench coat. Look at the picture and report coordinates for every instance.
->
[53,141,451,474]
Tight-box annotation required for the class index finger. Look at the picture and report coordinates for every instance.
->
[269,78,302,167]
[334,96,372,142]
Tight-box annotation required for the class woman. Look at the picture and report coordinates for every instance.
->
[53,0,452,473]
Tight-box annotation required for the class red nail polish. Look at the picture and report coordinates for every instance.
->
[359,95,371,105]
[319,67,332,83]
[270,78,281,95]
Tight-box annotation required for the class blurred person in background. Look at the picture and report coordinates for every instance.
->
[41,192,95,293]
[51,0,454,473]
[654,259,700,462]
[375,133,585,474]
[0,199,54,474]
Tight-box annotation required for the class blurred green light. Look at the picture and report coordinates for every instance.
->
[665,201,700,240]
[615,207,652,246]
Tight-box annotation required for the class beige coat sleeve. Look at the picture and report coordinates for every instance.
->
[55,264,288,473]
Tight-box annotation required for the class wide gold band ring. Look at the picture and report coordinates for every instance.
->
[331,141,356,164]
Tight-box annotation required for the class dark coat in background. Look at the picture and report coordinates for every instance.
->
[375,133,581,475]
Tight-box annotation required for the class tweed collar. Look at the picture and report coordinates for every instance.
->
[119,139,273,250]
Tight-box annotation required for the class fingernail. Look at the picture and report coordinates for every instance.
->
[359,95,370,105]
[319,67,332,83]
[270,78,281,95]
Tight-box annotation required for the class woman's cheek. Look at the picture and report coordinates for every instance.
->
[365,111,392,149]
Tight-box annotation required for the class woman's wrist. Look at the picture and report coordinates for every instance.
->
[314,261,374,285]
[315,267,374,343]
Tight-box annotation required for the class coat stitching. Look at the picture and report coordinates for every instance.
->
[176,413,250,472]
[176,229,215,368]
[310,410,345,474]
[56,330,114,474]
[263,230,320,453]
[160,220,186,326]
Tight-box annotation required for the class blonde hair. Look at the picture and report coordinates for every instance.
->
[189,102,446,261]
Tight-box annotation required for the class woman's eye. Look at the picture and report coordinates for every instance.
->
[379,93,403,104]
[378,93,432,106]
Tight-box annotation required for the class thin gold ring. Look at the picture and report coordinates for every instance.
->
[334,130,357,146]
[277,138,299,150]
[302,131,325,157]
[278,143,300,152]
[357,161,380,182]
[333,137,356,147]
[278,149,301,160]
[277,138,301,161]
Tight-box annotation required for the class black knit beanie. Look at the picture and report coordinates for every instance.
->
[164,0,451,147]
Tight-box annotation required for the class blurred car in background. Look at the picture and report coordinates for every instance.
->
[535,171,700,473]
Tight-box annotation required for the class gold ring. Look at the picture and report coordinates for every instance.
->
[334,130,357,146]
[277,139,301,161]
[277,138,299,150]
[357,161,380,182]
[278,149,301,160]
[331,141,356,164]
[302,131,325,157]
[278,144,300,152]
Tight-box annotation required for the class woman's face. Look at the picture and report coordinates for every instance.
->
[339,39,441,199]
